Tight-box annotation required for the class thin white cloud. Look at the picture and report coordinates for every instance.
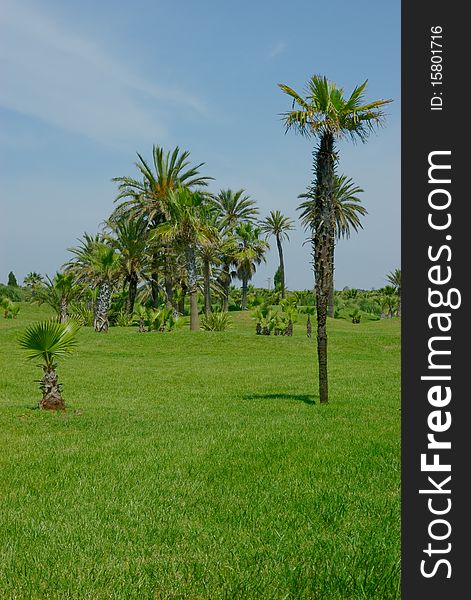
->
[0,1,206,146]
[267,41,286,59]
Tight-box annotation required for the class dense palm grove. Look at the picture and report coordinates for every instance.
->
[2,75,397,407]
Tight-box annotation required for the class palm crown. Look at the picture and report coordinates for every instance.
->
[19,318,80,369]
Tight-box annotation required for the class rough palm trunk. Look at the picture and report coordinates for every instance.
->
[276,234,286,299]
[241,276,248,310]
[164,247,173,309]
[221,259,231,312]
[39,365,65,410]
[59,298,67,323]
[126,273,138,314]
[94,280,112,332]
[307,314,312,338]
[186,244,199,331]
[327,245,335,318]
[203,258,211,315]
[313,133,336,404]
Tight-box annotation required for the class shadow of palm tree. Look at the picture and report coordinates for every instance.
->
[244,393,316,405]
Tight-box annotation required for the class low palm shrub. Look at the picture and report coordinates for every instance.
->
[200,311,231,331]
[18,318,80,410]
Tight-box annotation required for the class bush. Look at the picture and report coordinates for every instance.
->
[0,284,24,302]
[201,311,231,331]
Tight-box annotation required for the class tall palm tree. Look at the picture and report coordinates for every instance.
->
[211,190,259,311]
[260,210,295,299]
[233,223,269,310]
[386,268,401,316]
[154,187,215,330]
[298,174,367,316]
[19,318,80,410]
[106,215,150,314]
[279,75,391,403]
[112,146,213,308]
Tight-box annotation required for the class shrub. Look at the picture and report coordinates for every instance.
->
[0,284,24,302]
[201,311,231,331]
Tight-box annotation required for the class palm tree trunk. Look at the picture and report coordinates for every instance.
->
[164,247,173,309]
[126,273,138,314]
[94,280,111,332]
[203,258,211,315]
[39,364,65,410]
[314,133,336,404]
[241,277,248,310]
[327,245,335,318]
[59,298,67,323]
[222,259,231,312]
[276,235,286,299]
[397,287,401,317]
[186,244,199,331]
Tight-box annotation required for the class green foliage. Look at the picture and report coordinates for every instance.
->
[200,310,232,331]
[18,318,80,368]
[1,297,20,318]
[0,283,24,302]
[349,307,362,324]
[69,301,94,327]
[7,271,18,287]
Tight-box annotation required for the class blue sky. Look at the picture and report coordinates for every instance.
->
[0,0,400,291]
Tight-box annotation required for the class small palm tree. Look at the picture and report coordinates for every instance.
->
[298,174,367,316]
[23,272,45,297]
[260,210,295,299]
[35,273,80,322]
[386,268,401,316]
[19,318,80,410]
[279,74,391,403]
[233,223,269,310]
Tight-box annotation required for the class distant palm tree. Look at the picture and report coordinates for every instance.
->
[23,272,44,297]
[19,318,80,410]
[113,146,213,307]
[154,188,215,330]
[298,174,367,316]
[279,74,391,403]
[211,189,259,311]
[260,210,295,299]
[386,268,401,316]
[35,272,80,322]
[67,237,120,332]
[106,215,150,314]
[233,223,269,310]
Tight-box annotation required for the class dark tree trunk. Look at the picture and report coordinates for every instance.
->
[203,258,211,315]
[126,273,138,314]
[327,245,335,318]
[164,247,173,309]
[276,235,286,299]
[178,281,187,315]
[307,314,312,338]
[221,259,231,312]
[94,280,112,332]
[39,365,65,410]
[397,287,401,317]
[241,276,248,310]
[186,244,199,331]
[313,133,336,404]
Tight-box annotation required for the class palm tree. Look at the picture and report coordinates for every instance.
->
[154,187,215,330]
[67,237,121,332]
[233,223,269,310]
[106,215,150,314]
[35,272,80,322]
[19,318,80,410]
[298,174,367,316]
[279,75,391,403]
[23,272,44,297]
[211,190,259,311]
[260,210,295,299]
[386,268,401,316]
[112,146,213,308]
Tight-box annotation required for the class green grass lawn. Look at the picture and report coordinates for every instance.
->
[0,304,400,599]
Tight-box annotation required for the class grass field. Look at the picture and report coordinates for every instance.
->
[0,304,400,599]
